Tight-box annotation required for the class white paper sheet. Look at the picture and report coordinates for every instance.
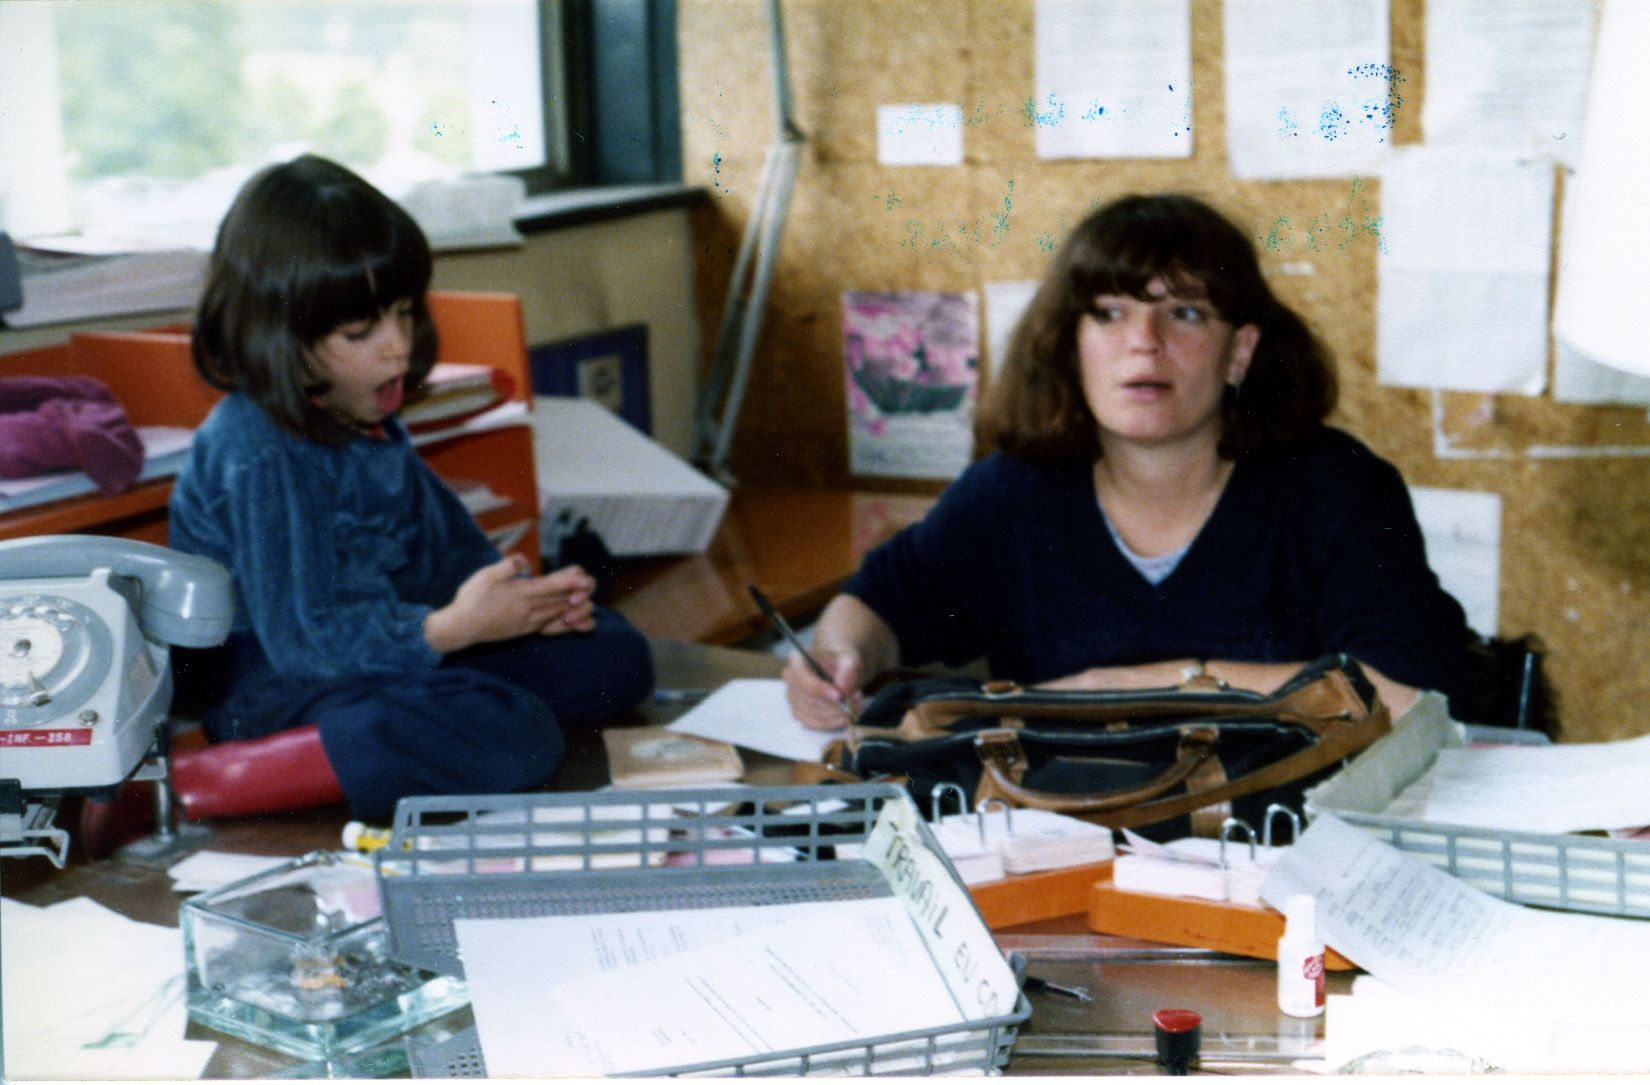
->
[1327,965,1650,1073]
[455,899,965,1077]
[166,849,298,893]
[984,279,1037,374]
[1413,732,1650,833]
[665,678,836,762]
[1,896,218,1080]
[1409,486,1500,637]
[1552,338,1650,406]
[1376,147,1553,393]
[1033,0,1192,159]
[876,103,965,166]
[1260,815,1650,1028]
[1421,0,1595,166]
[1223,0,1392,179]
[1552,1,1650,376]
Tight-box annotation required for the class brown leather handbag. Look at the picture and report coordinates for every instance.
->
[823,654,1390,839]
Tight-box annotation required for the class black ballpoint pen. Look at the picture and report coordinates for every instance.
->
[747,585,856,720]
[1024,975,1093,1002]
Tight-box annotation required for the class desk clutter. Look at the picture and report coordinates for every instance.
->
[15,678,1650,1076]
[373,785,1029,1077]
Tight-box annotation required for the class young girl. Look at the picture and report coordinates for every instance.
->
[168,154,654,819]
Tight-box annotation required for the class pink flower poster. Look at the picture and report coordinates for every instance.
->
[842,290,979,479]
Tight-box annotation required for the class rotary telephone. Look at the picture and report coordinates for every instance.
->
[0,535,232,865]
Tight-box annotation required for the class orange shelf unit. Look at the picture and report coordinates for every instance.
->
[1,291,541,569]
[968,860,1118,930]
[1086,875,1356,970]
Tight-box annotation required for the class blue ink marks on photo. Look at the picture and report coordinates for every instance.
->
[991,179,1014,248]
[1277,108,1300,139]
[1317,102,1348,142]
[1081,100,1107,122]
[1036,233,1057,253]
[1259,215,1294,254]
[1258,178,1384,259]
[1347,63,1405,141]
[890,103,962,133]
[429,122,447,139]
[1024,93,1066,128]
[710,152,729,197]
[886,182,1022,262]
[965,98,1006,128]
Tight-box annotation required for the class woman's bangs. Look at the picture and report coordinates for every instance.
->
[1070,243,1205,308]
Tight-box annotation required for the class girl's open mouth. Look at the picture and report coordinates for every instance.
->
[374,376,405,414]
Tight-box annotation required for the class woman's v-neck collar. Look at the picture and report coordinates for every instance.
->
[1089,454,1246,593]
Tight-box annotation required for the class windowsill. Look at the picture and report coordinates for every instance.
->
[0,183,710,333]
[514,183,708,234]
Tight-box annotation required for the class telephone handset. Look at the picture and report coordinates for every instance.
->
[0,536,232,861]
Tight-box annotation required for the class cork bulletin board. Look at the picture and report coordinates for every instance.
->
[676,0,1650,743]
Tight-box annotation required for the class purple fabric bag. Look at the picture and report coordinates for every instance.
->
[0,375,145,494]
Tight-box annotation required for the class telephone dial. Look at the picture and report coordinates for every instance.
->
[0,535,232,865]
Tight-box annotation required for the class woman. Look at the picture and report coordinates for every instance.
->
[786,193,1471,730]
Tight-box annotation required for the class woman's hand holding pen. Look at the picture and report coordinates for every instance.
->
[424,555,596,654]
[782,648,863,732]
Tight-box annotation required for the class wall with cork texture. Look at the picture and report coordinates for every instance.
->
[677,0,1650,744]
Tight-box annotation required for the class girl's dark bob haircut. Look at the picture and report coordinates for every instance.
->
[978,192,1336,462]
[192,154,438,442]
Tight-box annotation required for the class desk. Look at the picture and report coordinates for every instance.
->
[606,487,934,644]
[1,639,1335,1077]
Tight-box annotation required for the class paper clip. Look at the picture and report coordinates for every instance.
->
[1263,803,1302,849]
[930,782,968,822]
[974,796,1013,845]
[1218,816,1256,868]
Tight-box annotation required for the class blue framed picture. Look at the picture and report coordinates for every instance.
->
[528,323,651,434]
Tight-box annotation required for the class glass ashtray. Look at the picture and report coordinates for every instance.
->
[181,850,467,1061]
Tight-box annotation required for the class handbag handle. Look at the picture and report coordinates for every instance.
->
[970,708,1390,828]
[972,726,1220,812]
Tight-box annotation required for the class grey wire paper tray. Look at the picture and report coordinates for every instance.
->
[373,783,1031,1077]
[1307,694,1650,918]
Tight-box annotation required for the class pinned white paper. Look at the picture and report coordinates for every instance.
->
[1376,147,1553,393]
[1032,0,1192,159]
[1223,0,1393,180]
[1421,0,1595,165]
[1409,486,1501,637]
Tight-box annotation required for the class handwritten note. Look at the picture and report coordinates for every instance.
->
[1260,814,1650,1024]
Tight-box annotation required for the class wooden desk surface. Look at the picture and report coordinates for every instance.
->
[2,639,1326,1078]
[606,487,934,645]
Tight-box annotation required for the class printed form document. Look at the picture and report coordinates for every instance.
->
[454,797,1018,1076]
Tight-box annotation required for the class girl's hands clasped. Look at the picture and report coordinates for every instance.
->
[425,555,596,654]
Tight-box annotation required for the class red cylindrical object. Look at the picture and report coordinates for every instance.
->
[172,724,344,818]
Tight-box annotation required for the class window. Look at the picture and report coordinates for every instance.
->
[0,0,570,250]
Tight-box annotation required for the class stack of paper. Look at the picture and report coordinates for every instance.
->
[930,807,1115,884]
[0,425,193,513]
[1112,830,1284,905]
[530,395,728,556]
[401,362,510,431]
[9,244,206,327]
[2,897,218,1079]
